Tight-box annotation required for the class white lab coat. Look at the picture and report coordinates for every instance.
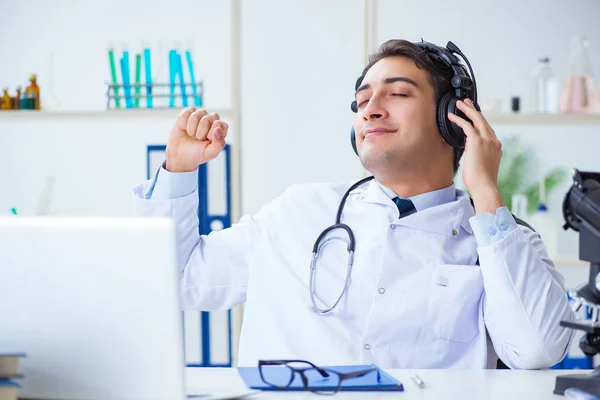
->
[133,178,574,369]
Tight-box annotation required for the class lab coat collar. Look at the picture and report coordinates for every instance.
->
[355,180,474,237]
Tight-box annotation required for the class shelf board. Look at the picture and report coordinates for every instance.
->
[484,112,600,125]
[0,108,234,120]
[1,110,598,126]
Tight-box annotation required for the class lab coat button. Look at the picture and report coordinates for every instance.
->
[488,227,497,236]
[452,229,458,236]
[364,344,370,350]
[378,287,385,295]
[500,224,509,232]
[390,224,395,229]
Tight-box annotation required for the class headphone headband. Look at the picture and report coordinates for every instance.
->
[414,41,459,66]
[413,40,478,107]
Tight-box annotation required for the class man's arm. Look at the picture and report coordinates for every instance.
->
[470,207,575,369]
[450,98,574,369]
[134,162,285,312]
[133,107,277,311]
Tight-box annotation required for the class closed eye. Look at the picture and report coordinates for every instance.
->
[357,93,407,108]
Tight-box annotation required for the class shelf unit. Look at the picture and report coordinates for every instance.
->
[2,111,599,126]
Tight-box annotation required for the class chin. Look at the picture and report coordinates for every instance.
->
[359,147,401,174]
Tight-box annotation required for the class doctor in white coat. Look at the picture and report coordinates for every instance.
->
[134,39,574,369]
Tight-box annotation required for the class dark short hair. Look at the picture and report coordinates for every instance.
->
[359,39,464,174]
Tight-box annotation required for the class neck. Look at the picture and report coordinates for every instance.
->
[375,170,453,198]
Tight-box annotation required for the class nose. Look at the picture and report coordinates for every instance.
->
[362,94,388,122]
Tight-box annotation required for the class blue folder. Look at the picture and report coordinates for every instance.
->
[0,379,20,387]
[238,364,403,392]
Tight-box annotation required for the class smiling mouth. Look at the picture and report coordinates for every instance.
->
[364,128,397,139]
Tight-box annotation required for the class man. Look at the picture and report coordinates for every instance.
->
[134,39,574,369]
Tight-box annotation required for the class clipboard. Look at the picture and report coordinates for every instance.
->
[238,364,404,392]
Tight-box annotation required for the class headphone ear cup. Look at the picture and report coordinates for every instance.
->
[437,93,466,149]
[350,127,358,155]
[350,100,358,155]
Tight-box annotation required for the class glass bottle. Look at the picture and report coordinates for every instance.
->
[13,87,21,110]
[25,74,41,110]
[560,36,600,114]
[531,57,558,113]
[21,88,31,110]
[1,88,11,110]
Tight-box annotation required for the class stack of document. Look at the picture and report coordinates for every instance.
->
[0,353,26,400]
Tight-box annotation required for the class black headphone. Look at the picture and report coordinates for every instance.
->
[350,40,479,154]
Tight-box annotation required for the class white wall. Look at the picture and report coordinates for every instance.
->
[376,0,600,114]
[0,114,173,216]
[240,0,366,214]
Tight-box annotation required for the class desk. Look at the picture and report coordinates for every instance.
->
[185,367,590,399]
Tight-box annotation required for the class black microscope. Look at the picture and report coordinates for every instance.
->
[554,169,600,396]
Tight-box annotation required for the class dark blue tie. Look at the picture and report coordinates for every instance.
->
[393,197,416,219]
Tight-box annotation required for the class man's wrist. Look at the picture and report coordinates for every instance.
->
[148,160,198,199]
[470,186,504,215]
[165,158,197,173]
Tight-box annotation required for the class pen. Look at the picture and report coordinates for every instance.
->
[411,374,425,388]
[564,387,600,400]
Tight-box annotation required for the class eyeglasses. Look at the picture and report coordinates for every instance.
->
[258,359,380,395]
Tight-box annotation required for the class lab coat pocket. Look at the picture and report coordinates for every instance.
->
[427,264,484,344]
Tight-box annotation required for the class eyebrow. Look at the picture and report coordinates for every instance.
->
[355,76,419,94]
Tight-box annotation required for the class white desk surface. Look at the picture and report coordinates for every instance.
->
[185,367,591,399]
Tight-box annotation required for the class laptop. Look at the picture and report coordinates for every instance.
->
[0,216,187,400]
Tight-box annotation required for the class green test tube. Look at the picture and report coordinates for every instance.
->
[108,49,121,108]
[134,53,142,108]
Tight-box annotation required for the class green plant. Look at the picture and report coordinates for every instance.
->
[496,135,568,214]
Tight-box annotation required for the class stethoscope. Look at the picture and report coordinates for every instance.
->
[309,175,375,315]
